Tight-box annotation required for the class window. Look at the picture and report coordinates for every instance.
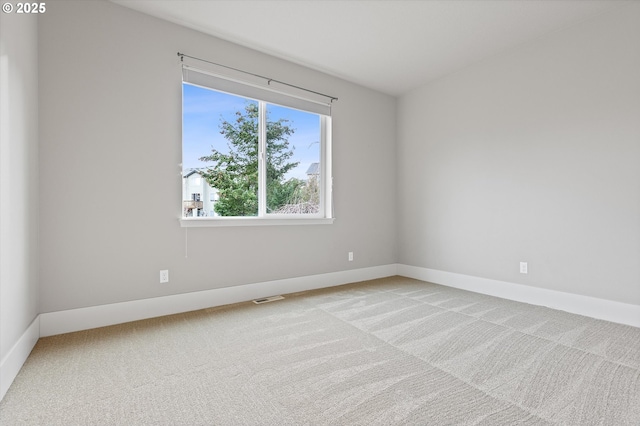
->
[181,66,332,226]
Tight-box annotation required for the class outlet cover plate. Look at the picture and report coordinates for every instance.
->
[519,262,528,274]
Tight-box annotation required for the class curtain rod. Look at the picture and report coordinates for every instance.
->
[177,52,338,103]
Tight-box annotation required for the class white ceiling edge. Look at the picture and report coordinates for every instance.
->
[110,1,631,96]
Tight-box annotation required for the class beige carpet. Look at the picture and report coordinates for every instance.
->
[1,276,639,425]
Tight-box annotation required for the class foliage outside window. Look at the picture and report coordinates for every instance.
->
[181,67,332,224]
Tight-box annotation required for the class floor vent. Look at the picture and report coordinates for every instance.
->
[252,295,285,304]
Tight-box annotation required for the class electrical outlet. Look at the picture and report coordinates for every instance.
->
[160,270,169,283]
[519,262,528,274]
[348,252,354,262]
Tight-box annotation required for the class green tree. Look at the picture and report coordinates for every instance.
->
[199,103,302,216]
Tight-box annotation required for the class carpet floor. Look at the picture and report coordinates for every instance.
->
[1,276,639,425]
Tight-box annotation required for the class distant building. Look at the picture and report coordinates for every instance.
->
[183,165,319,217]
[306,162,319,177]
[306,162,320,194]
[182,170,218,217]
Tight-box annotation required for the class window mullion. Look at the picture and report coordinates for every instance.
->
[321,116,332,218]
[258,101,267,216]
[318,115,325,217]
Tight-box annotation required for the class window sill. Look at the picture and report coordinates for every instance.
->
[179,217,335,227]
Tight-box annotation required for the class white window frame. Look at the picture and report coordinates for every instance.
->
[179,65,333,227]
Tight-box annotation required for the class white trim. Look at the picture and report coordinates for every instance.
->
[179,217,334,227]
[40,265,397,337]
[258,100,267,217]
[37,265,640,337]
[181,68,333,223]
[5,265,637,402]
[397,265,640,328]
[321,116,332,219]
[1,315,40,401]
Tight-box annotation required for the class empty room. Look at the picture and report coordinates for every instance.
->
[1,0,639,424]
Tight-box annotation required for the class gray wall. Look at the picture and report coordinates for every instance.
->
[38,1,397,313]
[397,4,640,305]
[0,13,39,362]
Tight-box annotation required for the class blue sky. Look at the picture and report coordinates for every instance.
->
[182,83,320,180]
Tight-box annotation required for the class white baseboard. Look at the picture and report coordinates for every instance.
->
[397,264,640,328]
[39,263,640,337]
[4,264,637,403]
[40,264,398,337]
[0,315,40,401]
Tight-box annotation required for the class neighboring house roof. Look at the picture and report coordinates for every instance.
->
[183,169,205,178]
[306,163,319,175]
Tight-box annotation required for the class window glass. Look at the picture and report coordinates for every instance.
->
[265,104,321,214]
[183,84,258,216]
[182,74,331,221]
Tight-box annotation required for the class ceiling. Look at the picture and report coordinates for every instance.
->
[111,0,627,96]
